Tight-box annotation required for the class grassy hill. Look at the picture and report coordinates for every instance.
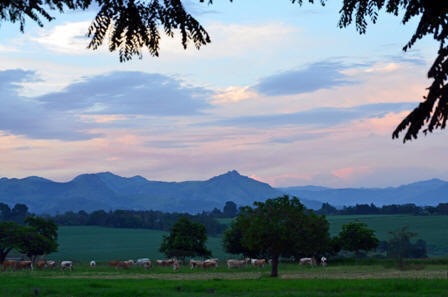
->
[327,215,448,257]
[49,215,448,261]
[49,226,233,261]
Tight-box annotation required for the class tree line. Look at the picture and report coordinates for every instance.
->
[316,202,448,216]
[0,202,235,236]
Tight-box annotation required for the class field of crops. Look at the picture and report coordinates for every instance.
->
[1,264,448,297]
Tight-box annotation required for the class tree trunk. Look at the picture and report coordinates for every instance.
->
[270,253,279,277]
[0,248,12,264]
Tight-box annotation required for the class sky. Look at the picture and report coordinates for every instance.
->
[0,0,446,188]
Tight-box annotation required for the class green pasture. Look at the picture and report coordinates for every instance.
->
[327,215,448,256]
[0,264,448,297]
[49,226,233,261]
[48,214,448,261]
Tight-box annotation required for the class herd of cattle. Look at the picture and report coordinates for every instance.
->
[2,256,327,272]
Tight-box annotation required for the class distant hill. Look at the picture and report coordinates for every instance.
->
[0,170,299,214]
[278,178,448,207]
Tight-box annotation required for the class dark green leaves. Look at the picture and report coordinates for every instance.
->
[338,221,379,255]
[87,0,211,62]
[159,216,211,259]
[337,1,448,141]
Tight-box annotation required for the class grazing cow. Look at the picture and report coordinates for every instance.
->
[16,261,33,271]
[203,260,218,269]
[299,257,316,266]
[90,260,96,267]
[143,260,152,270]
[109,260,119,267]
[251,259,266,268]
[61,261,73,271]
[172,260,180,272]
[36,261,47,269]
[189,259,204,269]
[116,261,132,269]
[226,259,248,269]
[127,260,135,266]
[320,257,327,267]
[156,259,175,267]
[46,261,57,268]
[2,260,17,271]
[136,258,150,265]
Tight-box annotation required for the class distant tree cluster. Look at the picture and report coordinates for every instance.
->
[208,201,239,219]
[316,202,448,216]
[49,209,226,236]
[0,203,31,223]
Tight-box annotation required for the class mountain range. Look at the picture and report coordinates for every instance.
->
[279,178,448,208]
[0,171,447,214]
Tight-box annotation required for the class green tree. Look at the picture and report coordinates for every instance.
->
[19,216,58,264]
[338,221,379,257]
[1,1,446,141]
[10,203,29,223]
[386,226,418,268]
[225,195,331,277]
[0,216,58,264]
[223,201,238,218]
[222,219,254,258]
[159,216,211,261]
[25,216,58,242]
[0,203,11,221]
[17,227,57,264]
[0,222,24,264]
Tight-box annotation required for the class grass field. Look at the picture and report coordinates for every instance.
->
[47,214,448,261]
[326,215,448,256]
[48,226,233,261]
[1,264,448,297]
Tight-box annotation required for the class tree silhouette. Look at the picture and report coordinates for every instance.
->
[1,1,448,140]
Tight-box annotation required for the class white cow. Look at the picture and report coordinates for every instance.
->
[320,256,327,266]
[90,260,96,267]
[299,257,316,266]
[136,258,150,265]
[226,259,249,269]
[61,261,73,271]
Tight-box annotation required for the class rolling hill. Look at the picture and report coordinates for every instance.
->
[0,170,287,214]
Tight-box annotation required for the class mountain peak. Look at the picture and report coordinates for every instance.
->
[209,170,243,181]
[226,170,241,176]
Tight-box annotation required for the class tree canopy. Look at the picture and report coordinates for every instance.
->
[1,1,448,140]
[0,222,24,264]
[159,216,211,260]
[224,195,332,277]
[0,216,58,264]
[338,221,379,257]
